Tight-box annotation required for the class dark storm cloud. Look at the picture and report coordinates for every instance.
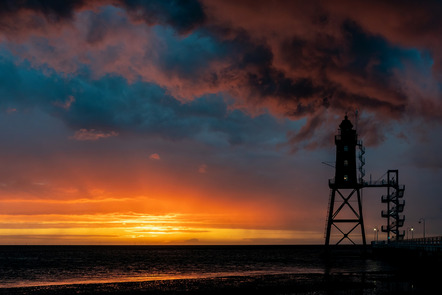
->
[199,0,442,145]
[234,40,320,111]
[0,0,441,148]
[324,0,442,72]
[118,0,206,33]
[0,0,84,20]
[0,0,205,35]
[275,20,410,117]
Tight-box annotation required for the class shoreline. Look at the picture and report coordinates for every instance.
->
[0,271,437,295]
[0,270,325,289]
[2,245,439,294]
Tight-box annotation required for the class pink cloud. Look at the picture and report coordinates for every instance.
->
[54,95,75,110]
[70,129,118,141]
[149,153,161,160]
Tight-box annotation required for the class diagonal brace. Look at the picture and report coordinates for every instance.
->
[332,189,360,219]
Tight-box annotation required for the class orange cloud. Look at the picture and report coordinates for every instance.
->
[149,153,161,160]
[70,129,118,141]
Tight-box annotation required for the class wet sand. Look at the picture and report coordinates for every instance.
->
[0,271,438,295]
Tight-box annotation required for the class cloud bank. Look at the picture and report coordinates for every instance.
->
[0,0,441,148]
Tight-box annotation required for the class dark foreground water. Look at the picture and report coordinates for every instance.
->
[0,245,438,294]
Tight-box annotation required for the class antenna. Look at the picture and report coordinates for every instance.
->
[321,161,335,169]
[355,109,359,132]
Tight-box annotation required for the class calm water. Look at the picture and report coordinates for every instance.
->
[0,245,392,288]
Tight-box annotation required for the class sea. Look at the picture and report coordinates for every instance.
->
[0,245,397,289]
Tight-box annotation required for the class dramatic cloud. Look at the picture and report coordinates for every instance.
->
[0,0,440,147]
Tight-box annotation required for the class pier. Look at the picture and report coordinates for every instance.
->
[372,236,442,261]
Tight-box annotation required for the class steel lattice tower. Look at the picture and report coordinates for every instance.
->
[381,170,406,241]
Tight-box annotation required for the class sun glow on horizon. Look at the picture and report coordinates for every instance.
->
[0,205,322,245]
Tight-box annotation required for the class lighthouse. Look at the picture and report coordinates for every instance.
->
[334,115,358,188]
[325,115,366,247]
[324,115,406,248]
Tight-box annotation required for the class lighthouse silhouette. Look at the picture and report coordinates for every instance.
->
[325,115,366,247]
[334,116,358,187]
[324,115,406,248]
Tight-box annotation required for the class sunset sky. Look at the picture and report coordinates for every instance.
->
[0,0,441,245]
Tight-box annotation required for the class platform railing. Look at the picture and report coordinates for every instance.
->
[399,236,442,246]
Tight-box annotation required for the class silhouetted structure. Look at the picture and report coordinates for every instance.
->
[325,115,406,247]
[364,170,405,241]
[325,116,366,247]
